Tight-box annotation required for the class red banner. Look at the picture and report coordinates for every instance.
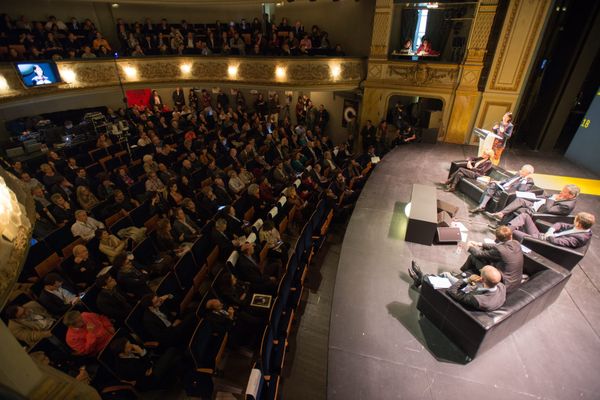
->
[126,89,151,108]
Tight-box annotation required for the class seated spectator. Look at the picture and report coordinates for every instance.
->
[140,294,197,347]
[63,310,115,356]
[167,181,184,206]
[76,186,99,212]
[228,170,246,195]
[106,189,139,216]
[236,241,277,294]
[96,133,113,149]
[172,207,200,243]
[211,218,242,257]
[510,212,595,248]
[96,274,133,322]
[259,219,289,263]
[110,337,182,390]
[6,301,56,348]
[50,193,75,225]
[39,273,80,316]
[81,45,97,58]
[145,171,167,197]
[181,198,204,226]
[212,177,234,205]
[460,226,523,293]
[156,218,189,256]
[71,210,105,241]
[92,32,111,51]
[408,262,506,311]
[67,244,101,288]
[97,229,127,263]
[114,252,152,299]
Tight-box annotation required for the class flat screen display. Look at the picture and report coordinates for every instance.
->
[15,62,61,88]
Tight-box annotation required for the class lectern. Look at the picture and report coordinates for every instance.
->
[473,128,501,157]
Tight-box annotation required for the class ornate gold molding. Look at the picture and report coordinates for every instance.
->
[489,0,550,92]
[367,60,459,89]
[0,57,366,104]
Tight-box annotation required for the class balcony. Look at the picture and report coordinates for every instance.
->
[0,56,367,103]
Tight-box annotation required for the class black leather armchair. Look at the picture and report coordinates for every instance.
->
[522,236,590,271]
[416,252,570,360]
[448,160,544,212]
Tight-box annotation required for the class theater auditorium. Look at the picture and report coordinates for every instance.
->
[0,1,598,399]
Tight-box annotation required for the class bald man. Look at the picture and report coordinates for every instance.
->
[409,262,506,311]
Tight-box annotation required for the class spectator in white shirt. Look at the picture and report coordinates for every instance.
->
[71,210,105,241]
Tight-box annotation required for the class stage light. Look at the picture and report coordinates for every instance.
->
[180,63,192,74]
[0,75,9,91]
[123,66,137,79]
[275,66,286,80]
[330,64,341,79]
[60,68,77,83]
[228,65,238,78]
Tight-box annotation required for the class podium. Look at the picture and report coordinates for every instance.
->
[474,128,501,157]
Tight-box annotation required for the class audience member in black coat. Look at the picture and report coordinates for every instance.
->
[111,337,182,390]
[66,244,101,288]
[38,273,80,316]
[236,242,277,294]
[96,274,133,323]
[114,253,152,299]
[140,294,197,347]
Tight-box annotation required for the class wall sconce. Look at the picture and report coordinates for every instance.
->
[180,63,192,74]
[275,66,286,80]
[228,65,238,78]
[60,68,77,84]
[330,64,341,80]
[123,66,138,79]
[0,75,9,92]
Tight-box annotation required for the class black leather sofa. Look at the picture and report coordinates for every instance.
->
[448,160,544,212]
[416,252,571,360]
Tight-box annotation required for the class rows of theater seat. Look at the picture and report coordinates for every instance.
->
[2,91,371,397]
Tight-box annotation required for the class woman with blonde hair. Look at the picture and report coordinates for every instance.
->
[441,149,495,192]
[76,186,99,211]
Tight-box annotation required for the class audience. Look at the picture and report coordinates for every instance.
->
[0,14,344,61]
[63,310,115,356]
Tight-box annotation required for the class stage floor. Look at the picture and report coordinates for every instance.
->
[327,143,600,400]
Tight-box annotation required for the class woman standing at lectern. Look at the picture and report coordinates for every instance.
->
[491,112,514,164]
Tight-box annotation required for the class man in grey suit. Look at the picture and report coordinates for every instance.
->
[470,164,535,213]
[511,211,594,249]
[487,184,579,228]
[460,226,524,293]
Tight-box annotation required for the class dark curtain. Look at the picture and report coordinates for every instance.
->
[424,10,452,54]
[400,9,418,46]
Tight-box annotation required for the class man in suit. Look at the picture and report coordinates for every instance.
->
[409,262,506,311]
[96,274,133,323]
[172,87,185,111]
[140,294,197,347]
[65,244,100,288]
[487,184,579,228]
[470,164,535,213]
[39,273,80,316]
[111,337,182,391]
[211,218,240,258]
[360,120,376,152]
[460,226,523,293]
[511,212,594,249]
[6,301,56,348]
[212,177,234,205]
[172,207,200,243]
[236,242,277,294]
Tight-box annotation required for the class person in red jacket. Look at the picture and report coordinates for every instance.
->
[63,310,115,356]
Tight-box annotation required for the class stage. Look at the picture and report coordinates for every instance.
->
[327,143,600,400]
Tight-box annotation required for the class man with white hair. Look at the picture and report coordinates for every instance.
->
[470,164,535,213]
[71,210,105,241]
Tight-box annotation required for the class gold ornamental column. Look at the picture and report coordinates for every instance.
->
[474,0,552,140]
[360,0,394,129]
[445,1,499,144]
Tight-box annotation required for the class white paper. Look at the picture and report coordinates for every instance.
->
[516,191,537,200]
[245,368,262,400]
[477,176,491,184]
[428,276,452,289]
[483,238,495,244]
[371,156,381,164]
[520,244,532,253]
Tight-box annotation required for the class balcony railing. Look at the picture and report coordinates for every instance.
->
[0,56,366,103]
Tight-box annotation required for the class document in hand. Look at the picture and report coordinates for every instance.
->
[516,191,538,200]
[428,276,452,289]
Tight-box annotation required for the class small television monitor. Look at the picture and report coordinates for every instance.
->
[15,62,62,88]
